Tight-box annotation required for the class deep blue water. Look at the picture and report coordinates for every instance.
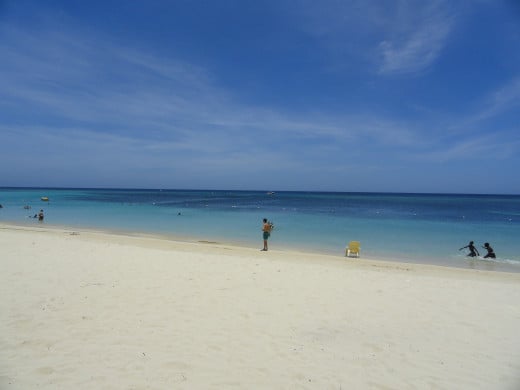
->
[1,188,519,271]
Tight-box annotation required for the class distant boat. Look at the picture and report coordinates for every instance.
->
[41,197,49,201]
[266,191,275,195]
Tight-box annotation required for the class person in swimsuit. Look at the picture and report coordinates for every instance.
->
[459,241,479,257]
[261,218,273,251]
[483,243,496,259]
[38,209,44,222]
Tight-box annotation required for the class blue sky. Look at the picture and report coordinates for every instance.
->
[1,0,519,193]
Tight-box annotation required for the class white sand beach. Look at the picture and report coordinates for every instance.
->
[1,223,519,389]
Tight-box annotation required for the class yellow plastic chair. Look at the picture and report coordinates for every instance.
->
[345,241,361,257]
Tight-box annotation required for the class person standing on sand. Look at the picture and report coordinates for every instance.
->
[459,241,479,257]
[483,243,496,259]
[261,218,272,251]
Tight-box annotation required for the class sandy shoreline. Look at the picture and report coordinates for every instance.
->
[1,223,520,389]
[3,219,517,273]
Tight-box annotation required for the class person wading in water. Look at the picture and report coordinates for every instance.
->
[261,218,273,251]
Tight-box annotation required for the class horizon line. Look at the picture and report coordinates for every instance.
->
[1,186,518,197]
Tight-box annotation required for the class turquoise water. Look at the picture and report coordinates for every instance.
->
[1,188,519,272]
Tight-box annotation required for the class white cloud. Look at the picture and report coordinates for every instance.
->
[378,1,454,75]
[441,76,520,139]
[413,136,493,162]
[476,77,520,121]
[285,1,455,75]
[3,8,510,189]
[0,20,432,156]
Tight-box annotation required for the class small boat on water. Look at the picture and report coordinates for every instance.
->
[41,197,49,201]
[266,191,275,195]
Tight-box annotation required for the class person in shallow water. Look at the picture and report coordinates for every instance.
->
[459,241,479,257]
[482,243,496,259]
[261,218,273,251]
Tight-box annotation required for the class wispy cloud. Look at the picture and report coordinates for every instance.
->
[378,1,454,75]
[0,19,430,156]
[1,6,516,191]
[409,76,520,163]
[475,77,520,121]
[411,134,516,163]
[284,0,455,75]
[440,76,520,140]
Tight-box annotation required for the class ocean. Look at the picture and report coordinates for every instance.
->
[1,188,519,272]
